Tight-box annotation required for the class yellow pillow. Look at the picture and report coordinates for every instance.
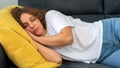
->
[0,5,60,68]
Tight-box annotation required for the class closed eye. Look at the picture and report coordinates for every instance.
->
[23,23,29,28]
[30,16,36,22]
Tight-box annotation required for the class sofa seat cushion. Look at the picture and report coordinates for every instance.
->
[60,60,113,68]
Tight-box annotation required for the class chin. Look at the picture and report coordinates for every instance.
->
[35,33,41,36]
[35,34,40,36]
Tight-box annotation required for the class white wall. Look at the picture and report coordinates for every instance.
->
[0,0,18,9]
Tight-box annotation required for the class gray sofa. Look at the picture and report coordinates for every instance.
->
[1,0,120,67]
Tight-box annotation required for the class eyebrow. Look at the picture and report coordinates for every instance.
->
[29,15,35,20]
[22,16,32,24]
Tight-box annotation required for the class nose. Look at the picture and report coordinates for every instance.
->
[28,22,34,29]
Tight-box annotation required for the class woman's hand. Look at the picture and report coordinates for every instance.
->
[25,30,39,42]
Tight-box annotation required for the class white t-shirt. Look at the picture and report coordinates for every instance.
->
[45,10,103,63]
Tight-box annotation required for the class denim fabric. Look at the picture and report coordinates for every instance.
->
[97,18,120,68]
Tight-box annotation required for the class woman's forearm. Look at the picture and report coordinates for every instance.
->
[36,27,73,47]
[35,42,62,64]
[37,33,73,47]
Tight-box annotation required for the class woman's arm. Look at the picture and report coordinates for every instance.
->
[34,41,62,64]
[27,26,73,47]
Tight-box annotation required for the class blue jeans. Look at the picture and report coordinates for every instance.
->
[97,18,120,68]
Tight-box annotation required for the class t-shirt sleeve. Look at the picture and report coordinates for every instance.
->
[45,10,74,33]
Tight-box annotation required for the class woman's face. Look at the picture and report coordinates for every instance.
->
[20,13,46,36]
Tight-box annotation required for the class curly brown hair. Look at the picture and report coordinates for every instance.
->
[11,6,47,29]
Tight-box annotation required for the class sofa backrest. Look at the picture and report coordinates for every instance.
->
[104,0,120,18]
[18,0,120,22]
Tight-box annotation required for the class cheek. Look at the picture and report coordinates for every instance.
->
[25,28,32,33]
[39,22,44,29]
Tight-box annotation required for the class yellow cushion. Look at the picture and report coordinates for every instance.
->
[0,5,60,68]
